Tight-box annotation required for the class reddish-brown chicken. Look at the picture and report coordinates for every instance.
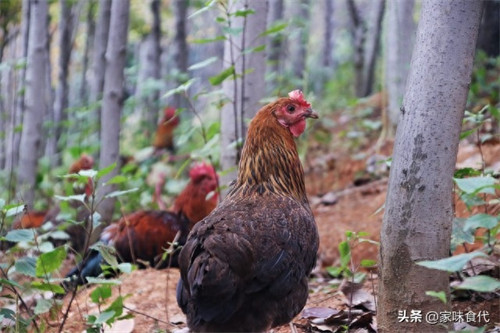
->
[177,90,319,332]
[65,162,218,285]
[153,107,180,152]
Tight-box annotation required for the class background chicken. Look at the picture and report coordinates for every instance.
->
[153,106,179,153]
[177,90,319,332]
[65,162,218,286]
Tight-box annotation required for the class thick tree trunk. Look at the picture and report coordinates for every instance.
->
[476,0,499,57]
[378,1,483,332]
[220,0,268,194]
[90,0,111,142]
[5,0,30,178]
[266,0,284,91]
[289,0,310,86]
[18,0,49,207]
[385,0,416,128]
[47,0,76,165]
[172,0,188,110]
[361,0,385,97]
[97,0,130,223]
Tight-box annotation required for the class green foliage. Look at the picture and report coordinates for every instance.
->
[425,291,447,304]
[417,252,487,272]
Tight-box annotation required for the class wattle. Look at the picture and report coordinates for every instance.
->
[290,119,306,137]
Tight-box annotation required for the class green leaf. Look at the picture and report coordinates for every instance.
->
[326,266,343,277]
[104,188,138,199]
[96,163,116,179]
[31,281,65,294]
[222,26,243,36]
[0,278,21,288]
[0,198,5,210]
[188,0,215,19]
[85,277,121,285]
[188,57,218,71]
[91,285,112,304]
[54,194,86,203]
[464,214,499,231]
[259,22,287,36]
[36,246,67,276]
[425,290,447,304]
[105,295,125,319]
[451,218,475,251]
[454,167,482,178]
[190,36,226,44]
[78,169,97,178]
[15,257,37,277]
[234,8,255,17]
[105,175,128,185]
[454,176,497,195]
[92,243,119,267]
[360,259,377,268]
[455,275,500,292]
[338,241,351,268]
[460,128,476,140]
[209,66,234,86]
[417,252,487,272]
[163,78,196,99]
[34,299,53,315]
[3,229,35,242]
[117,263,134,274]
[242,44,266,55]
[94,310,115,324]
[5,203,24,217]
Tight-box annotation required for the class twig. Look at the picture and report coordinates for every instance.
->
[122,305,171,325]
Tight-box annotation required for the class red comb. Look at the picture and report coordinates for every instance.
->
[164,107,177,119]
[189,162,217,181]
[288,90,311,108]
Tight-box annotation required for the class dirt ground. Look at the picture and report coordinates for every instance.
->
[56,140,500,333]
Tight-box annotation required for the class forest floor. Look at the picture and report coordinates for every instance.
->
[59,136,500,333]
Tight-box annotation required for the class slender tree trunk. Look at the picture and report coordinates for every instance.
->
[5,0,29,182]
[266,0,284,92]
[378,1,484,332]
[136,0,162,130]
[97,0,130,223]
[476,0,499,57]
[18,0,49,207]
[347,0,365,97]
[220,0,268,195]
[385,0,416,128]
[47,0,75,165]
[322,0,333,69]
[361,0,385,97]
[289,0,310,87]
[90,0,111,143]
[79,0,96,105]
[172,0,188,110]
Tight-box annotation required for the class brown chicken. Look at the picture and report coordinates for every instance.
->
[153,107,180,152]
[177,90,319,332]
[65,162,218,285]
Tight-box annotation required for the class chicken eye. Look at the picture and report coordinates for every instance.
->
[287,105,296,113]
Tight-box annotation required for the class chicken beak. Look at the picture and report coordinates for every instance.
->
[304,108,319,119]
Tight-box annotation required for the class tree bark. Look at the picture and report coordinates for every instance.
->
[97,0,130,223]
[378,1,484,332]
[220,0,268,194]
[172,0,189,110]
[136,0,161,129]
[361,0,385,97]
[18,0,49,207]
[266,0,284,91]
[476,0,499,57]
[90,0,111,142]
[47,0,76,165]
[79,0,96,105]
[5,0,30,179]
[385,0,416,128]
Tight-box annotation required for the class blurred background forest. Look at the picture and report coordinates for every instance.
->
[0,0,499,331]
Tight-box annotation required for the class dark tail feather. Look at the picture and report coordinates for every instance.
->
[63,250,104,290]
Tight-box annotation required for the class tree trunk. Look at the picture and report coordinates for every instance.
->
[476,0,499,57]
[18,0,49,207]
[172,0,188,110]
[90,0,111,142]
[289,0,310,86]
[266,0,284,91]
[136,0,161,130]
[361,0,385,97]
[97,0,130,223]
[322,0,333,69]
[220,0,268,194]
[47,0,76,165]
[378,1,483,332]
[79,0,96,105]
[385,0,416,128]
[5,0,30,181]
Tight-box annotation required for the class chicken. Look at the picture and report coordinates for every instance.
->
[65,162,218,286]
[176,90,319,332]
[68,153,95,197]
[153,107,180,153]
